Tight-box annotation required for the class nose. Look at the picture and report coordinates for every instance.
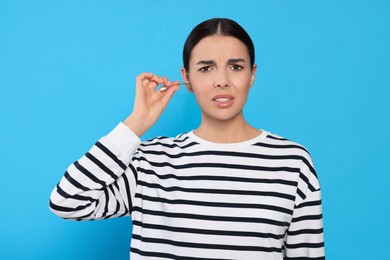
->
[214,71,229,88]
[214,82,229,88]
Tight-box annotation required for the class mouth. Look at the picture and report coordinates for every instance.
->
[213,97,233,102]
[212,94,234,101]
[212,94,235,108]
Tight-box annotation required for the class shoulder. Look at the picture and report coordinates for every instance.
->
[138,132,198,151]
[263,131,321,199]
[261,130,317,176]
[261,130,313,160]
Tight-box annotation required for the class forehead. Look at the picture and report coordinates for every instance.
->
[190,35,249,63]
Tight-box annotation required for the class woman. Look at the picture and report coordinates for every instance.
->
[50,18,325,260]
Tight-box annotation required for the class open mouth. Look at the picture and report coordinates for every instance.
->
[213,97,233,102]
[212,95,235,108]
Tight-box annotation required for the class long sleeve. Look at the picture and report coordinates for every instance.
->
[49,122,142,220]
[284,155,325,259]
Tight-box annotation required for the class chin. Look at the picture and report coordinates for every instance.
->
[204,110,244,122]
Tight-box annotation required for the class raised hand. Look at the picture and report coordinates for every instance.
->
[124,72,180,136]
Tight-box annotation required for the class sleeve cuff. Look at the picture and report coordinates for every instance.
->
[100,122,142,160]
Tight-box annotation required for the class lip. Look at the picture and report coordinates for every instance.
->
[212,94,235,108]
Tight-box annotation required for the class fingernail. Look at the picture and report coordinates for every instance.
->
[167,80,172,85]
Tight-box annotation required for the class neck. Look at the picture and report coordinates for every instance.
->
[194,112,260,143]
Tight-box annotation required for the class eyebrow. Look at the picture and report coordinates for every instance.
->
[195,58,246,66]
[196,60,214,66]
[227,58,246,63]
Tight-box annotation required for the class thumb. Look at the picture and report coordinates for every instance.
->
[160,85,180,109]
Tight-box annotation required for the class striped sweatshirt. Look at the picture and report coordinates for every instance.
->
[49,123,325,260]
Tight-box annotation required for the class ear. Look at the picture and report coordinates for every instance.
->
[249,64,257,89]
[180,67,193,92]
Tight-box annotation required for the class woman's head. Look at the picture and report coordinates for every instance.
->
[183,18,255,72]
[180,18,257,124]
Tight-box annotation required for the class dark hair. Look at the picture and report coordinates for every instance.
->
[183,18,255,71]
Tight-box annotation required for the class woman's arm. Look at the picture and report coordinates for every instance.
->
[284,156,325,259]
[284,189,325,259]
[49,73,180,220]
[49,123,141,220]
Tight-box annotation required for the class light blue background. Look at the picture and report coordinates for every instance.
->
[1,0,389,259]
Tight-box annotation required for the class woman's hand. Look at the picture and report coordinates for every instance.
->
[124,72,180,136]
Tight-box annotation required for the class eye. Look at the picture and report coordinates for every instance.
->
[198,66,213,72]
[230,64,244,71]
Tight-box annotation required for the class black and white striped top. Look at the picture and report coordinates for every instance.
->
[49,123,325,260]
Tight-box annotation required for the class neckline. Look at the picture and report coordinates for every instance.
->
[187,129,268,149]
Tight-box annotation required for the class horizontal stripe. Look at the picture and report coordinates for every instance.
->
[131,234,282,252]
[141,149,307,161]
[95,141,127,171]
[285,257,325,260]
[56,184,94,202]
[295,199,322,209]
[73,161,106,187]
[139,167,298,186]
[253,142,309,154]
[49,200,93,212]
[292,214,323,223]
[267,135,289,141]
[131,247,231,260]
[136,193,293,214]
[132,220,285,240]
[173,135,190,143]
[298,171,317,193]
[141,148,317,179]
[285,242,324,249]
[287,228,324,236]
[140,140,199,149]
[64,171,88,191]
[85,152,117,180]
[137,158,301,173]
[137,180,295,201]
[132,207,290,227]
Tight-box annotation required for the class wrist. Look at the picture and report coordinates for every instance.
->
[123,113,150,137]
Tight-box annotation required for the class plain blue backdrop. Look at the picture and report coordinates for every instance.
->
[1,0,389,259]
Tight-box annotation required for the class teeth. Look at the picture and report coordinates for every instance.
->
[215,98,231,102]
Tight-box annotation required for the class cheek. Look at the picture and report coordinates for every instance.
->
[231,75,252,91]
[192,86,208,101]
[189,76,211,94]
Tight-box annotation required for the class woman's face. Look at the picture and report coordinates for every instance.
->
[181,35,256,123]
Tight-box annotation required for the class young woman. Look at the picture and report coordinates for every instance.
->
[50,18,325,260]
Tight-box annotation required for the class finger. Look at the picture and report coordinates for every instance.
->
[149,76,175,92]
[150,74,167,85]
[160,77,172,87]
[136,72,154,84]
[136,72,154,80]
[170,80,180,85]
[158,80,180,92]
[145,75,170,91]
[147,80,159,90]
[160,84,180,107]
[136,73,161,88]
[142,74,158,88]
[136,72,154,90]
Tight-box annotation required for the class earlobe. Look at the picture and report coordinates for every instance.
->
[185,82,193,92]
[180,67,193,92]
[250,64,257,88]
